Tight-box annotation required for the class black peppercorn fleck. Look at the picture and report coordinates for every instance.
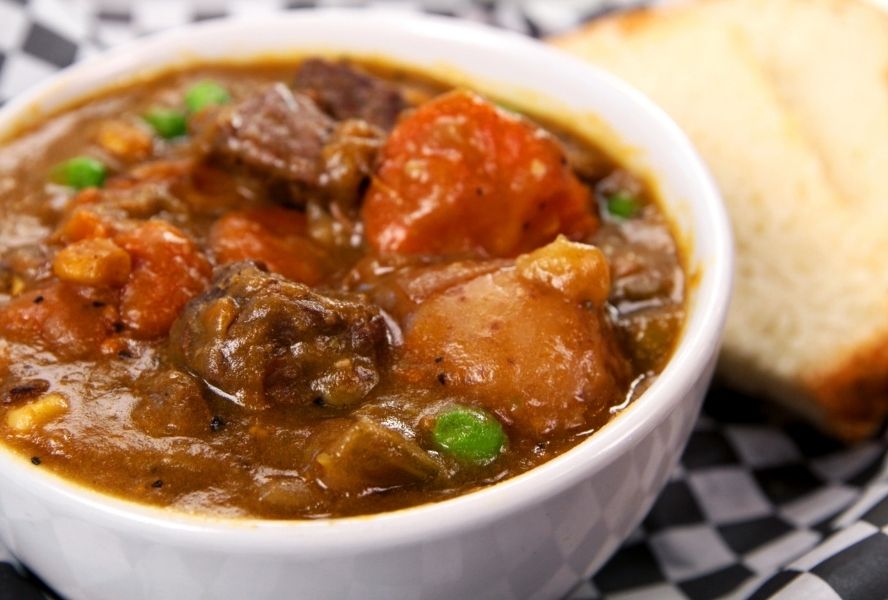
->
[209,415,225,432]
[30,456,41,466]
[33,295,44,304]
[151,480,163,488]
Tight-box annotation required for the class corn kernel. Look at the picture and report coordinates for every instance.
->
[10,275,24,296]
[6,393,68,432]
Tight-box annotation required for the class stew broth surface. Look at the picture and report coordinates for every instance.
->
[0,60,685,518]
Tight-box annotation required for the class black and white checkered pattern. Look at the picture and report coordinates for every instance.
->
[573,392,888,599]
[2,1,888,599]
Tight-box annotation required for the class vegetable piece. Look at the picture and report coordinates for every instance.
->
[433,405,506,465]
[515,235,610,305]
[52,238,132,287]
[5,393,68,432]
[185,80,231,113]
[143,108,188,139]
[54,207,114,244]
[0,283,120,359]
[209,208,329,285]
[115,221,211,338]
[363,90,597,257]
[606,192,640,219]
[9,276,24,296]
[51,157,107,190]
[96,121,153,162]
[402,267,629,437]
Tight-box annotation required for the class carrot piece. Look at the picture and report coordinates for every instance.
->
[55,209,114,244]
[210,207,329,285]
[363,90,597,257]
[115,221,211,338]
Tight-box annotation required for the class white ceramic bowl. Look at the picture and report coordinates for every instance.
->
[0,10,732,600]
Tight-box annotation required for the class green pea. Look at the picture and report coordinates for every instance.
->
[185,80,231,113]
[51,156,107,190]
[143,107,187,139]
[606,192,640,219]
[433,405,506,465]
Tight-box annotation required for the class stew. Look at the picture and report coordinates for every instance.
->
[0,59,685,518]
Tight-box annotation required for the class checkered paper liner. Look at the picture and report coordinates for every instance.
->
[2,1,888,599]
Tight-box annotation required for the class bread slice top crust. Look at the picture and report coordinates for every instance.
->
[553,0,888,439]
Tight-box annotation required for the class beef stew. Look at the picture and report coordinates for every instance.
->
[0,59,685,518]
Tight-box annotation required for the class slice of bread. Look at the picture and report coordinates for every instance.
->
[552,0,888,439]
[702,0,888,219]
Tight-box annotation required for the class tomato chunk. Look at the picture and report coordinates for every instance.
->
[363,91,597,257]
[210,208,329,285]
[0,283,120,359]
[115,221,211,338]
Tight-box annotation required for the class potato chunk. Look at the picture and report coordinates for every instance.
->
[6,393,68,432]
[52,238,132,287]
[402,267,628,437]
[515,235,610,305]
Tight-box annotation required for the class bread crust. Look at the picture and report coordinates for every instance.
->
[808,333,888,440]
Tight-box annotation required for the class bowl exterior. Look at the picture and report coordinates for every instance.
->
[0,11,731,600]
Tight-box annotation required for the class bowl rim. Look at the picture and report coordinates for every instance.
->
[0,9,733,553]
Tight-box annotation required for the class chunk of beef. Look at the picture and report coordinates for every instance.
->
[170,262,390,411]
[318,119,384,211]
[294,59,407,130]
[193,83,336,187]
[193,84,385,207]
[310,416,439,494]
[131,368,212,437]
